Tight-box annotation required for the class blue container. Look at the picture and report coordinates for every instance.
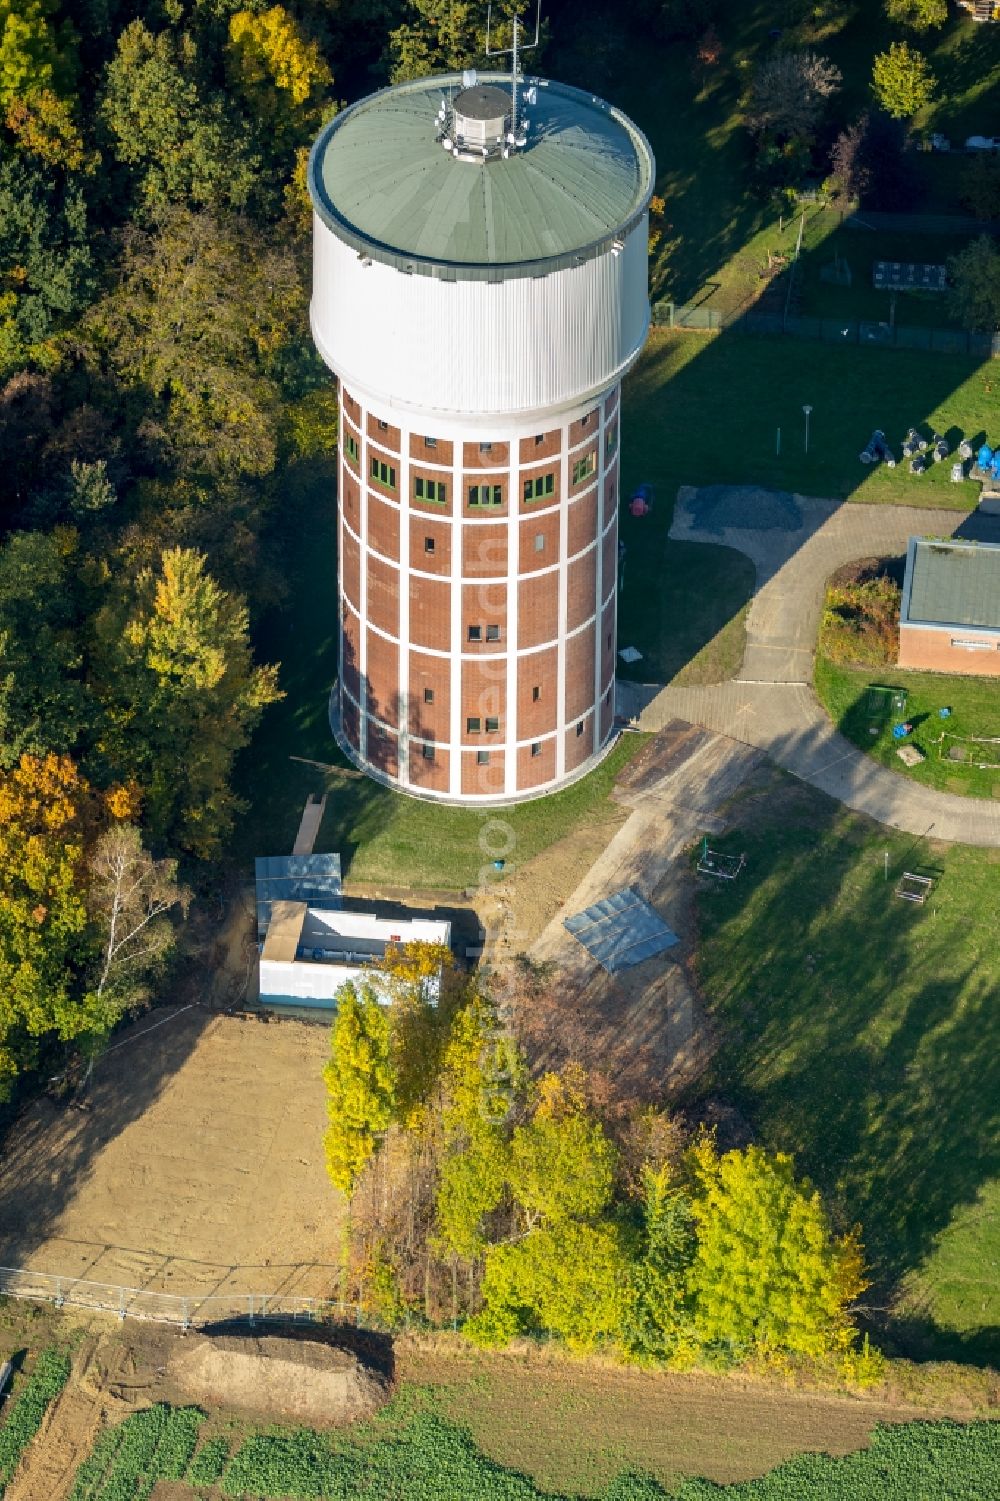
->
[978,443,994,469]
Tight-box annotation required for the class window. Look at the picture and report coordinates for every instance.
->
[468,484,502,507]
[950,637,993,650]
[344,432,359,462]
[605,421,619,459]
[376,419,388,431]
[424,436,437,448]
[485,716,500,733]
[467,716,481,733]
[523,473,555,502]
[468,625,482,642]
[534,434,544,446]
[534,533,545,553]
[477,750,490,766]
[486,624,501,642]
[572,453,595,486]
[531,741,541,758]
[479,441,493,454]
[581,413,591,426]
[576,721,585,737]
[424,687,434,704]
[414,476,446,503]
[532,685,540,702]
[424,535,435,554]
[370,457,396,489]
[422,743,435,761]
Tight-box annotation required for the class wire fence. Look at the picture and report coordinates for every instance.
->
[0,1265,366,1332]
[651,299,1000,358]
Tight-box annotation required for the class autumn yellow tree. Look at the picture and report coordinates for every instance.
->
[0,754,107,1096]
[323,981,396,1197]
[227,5,332,160]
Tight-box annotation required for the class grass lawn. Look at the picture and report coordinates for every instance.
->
[693,776,1000,1363]
[815,654,1000,800]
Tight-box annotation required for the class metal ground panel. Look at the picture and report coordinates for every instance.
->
[564,886,679,973]
[255,853,343,938]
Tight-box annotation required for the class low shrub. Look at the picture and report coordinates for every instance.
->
[820,574,901,667]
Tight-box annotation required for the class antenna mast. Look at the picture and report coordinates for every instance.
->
[485,2,541,149]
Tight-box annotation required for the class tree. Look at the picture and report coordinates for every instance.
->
[84,209,304,480]
[100,21,259,212]
[388,1,531,84]
[960,153,1000,222]
[748,51,842,140]
[0,0,67,108]
[623,1164,699,1364]
[948,236,1000,332]
[509,1073,616,1227]
[227,5,331,159]
[323,981,396,1197]
[5,89,92,173]
[871,41,935,119]
[61,458,116,520]
[0,753,108,1097]
[829,116,872,204]
[885,0,947,31]
[687,1141,868,1361]
[0,150,94,359]
[90,547,281,857]
[0,529,92,767]
[88,822,188,1009]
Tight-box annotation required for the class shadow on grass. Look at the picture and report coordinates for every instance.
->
[690,772,1000,1365]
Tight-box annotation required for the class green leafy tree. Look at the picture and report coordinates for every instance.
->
[871,41,935,119]
[84,209,304,480]
[323,981,396,1197]
[0,0,67,107]
[0,528,93,767]
[885,0,947,31]
[0,150,94,362]
[687,1141,868,1361]
[388,1,531,84]
[469,1220,630,1350]
[960,154,1000,222]
[91,547,281,857]
[100,21,259,211]
[623,1165,699,1364]
[948,235,1000,332]
[0,753,107,1096]
[509,1073,616,1226]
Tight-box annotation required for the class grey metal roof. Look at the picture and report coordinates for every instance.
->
[255,854,342,939]
[308,72,654,282]
[904,538,1000,630]
[565,887,679,973]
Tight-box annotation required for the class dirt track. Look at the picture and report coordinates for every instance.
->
[0,1010,342,1305]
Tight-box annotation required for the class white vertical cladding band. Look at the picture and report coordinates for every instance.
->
[449,444,463,799]
[505,444,519,797]
[593,397,607,757]
[555,417,570,783]
[358,395,369,763]
[398,420,411,786]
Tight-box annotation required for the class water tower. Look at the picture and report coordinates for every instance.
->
[308,45,654,803]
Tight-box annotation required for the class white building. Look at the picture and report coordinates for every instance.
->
[258,901,451,1011]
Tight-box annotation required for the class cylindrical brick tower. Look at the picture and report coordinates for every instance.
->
[308,70,654,803]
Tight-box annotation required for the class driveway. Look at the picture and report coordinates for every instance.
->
[617,487,1000,847]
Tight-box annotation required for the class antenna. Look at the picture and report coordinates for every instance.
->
[486,3,541,138]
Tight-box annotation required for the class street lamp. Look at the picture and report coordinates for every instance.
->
[802,404,813,454]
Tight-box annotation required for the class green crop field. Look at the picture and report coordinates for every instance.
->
[693,776,1000,1363]
[54,1399,1000,1501]
[815,655,1000,799]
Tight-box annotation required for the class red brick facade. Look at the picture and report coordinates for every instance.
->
[334,382,620,800]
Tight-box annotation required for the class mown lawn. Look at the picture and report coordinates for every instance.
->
[815,654,1000,800]
[694,777,1000,1362]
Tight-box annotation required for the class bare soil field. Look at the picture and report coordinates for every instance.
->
[0,1009,342,1306]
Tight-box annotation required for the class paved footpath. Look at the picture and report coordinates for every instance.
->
[617,488,1000,848]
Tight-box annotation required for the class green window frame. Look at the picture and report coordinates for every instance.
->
[468,484,503,507]
[523,473,555,503]
[370,456,396,490]
[572,453,595,486]
[344,432,359,463]
[414,476,446,503]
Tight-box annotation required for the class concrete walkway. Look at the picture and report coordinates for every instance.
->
[617,488,1000,848]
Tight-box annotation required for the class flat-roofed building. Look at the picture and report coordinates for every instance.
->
[898,536,1000,676]
[258,900,451,1011]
